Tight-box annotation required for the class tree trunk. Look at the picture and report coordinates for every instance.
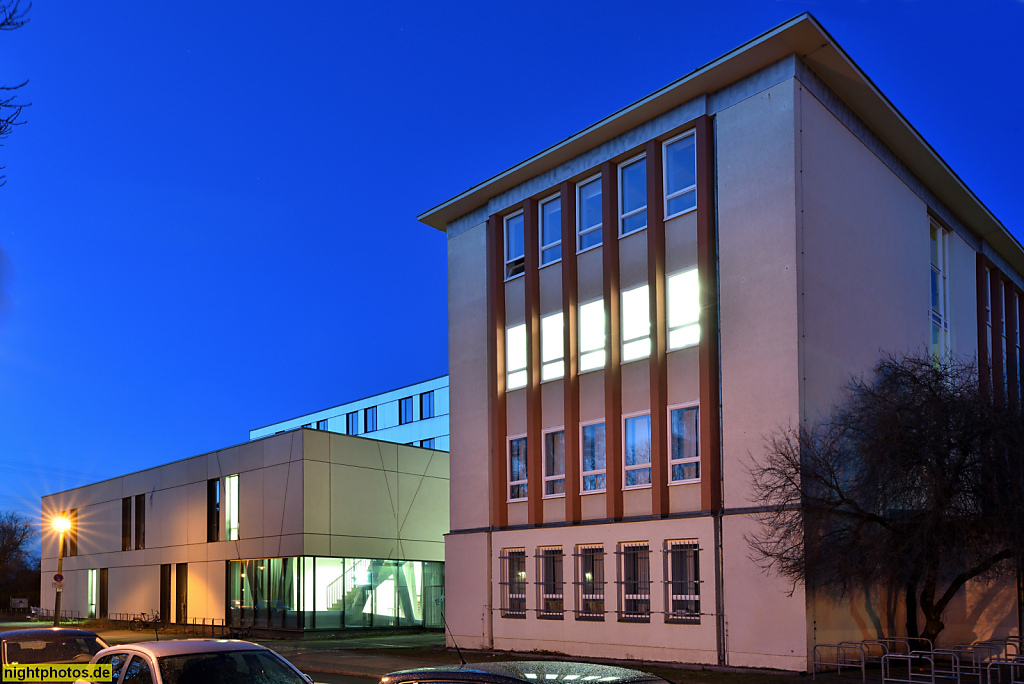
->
[905,579,920,640]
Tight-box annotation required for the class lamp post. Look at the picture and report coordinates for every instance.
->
[51,516,70,627]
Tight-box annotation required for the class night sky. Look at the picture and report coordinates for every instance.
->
[1,1,1022,523]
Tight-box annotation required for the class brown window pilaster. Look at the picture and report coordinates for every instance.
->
[561,180,581,523]
[991,267,1005,405]
[646,139,669,518]
[524,198,543,526]
[488,213,508,528]
[601,160,623,520]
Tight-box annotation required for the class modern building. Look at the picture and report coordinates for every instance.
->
[249,375,450,451]
[421,13,1023,671]
[40,429,448,633]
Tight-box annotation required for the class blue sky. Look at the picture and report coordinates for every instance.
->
[1,0,1022,523]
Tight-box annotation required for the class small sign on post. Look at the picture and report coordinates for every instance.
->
[53,573,64,583]
[52,581,64,592]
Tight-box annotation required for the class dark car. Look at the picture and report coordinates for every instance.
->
[381,661,668,684]
[0,628,109,665]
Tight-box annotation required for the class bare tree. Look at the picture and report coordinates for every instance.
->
[748,352,1024,645]
[0,510,35,577]
[0,0,30,187]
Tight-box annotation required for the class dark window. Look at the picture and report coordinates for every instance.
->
[121,656,154,684]
[575,546,605,621]
[346,411,359,435]
[536,548,564,619]
[420,391,435,419]
[67,508,78,557]
[207,479,220,543]
[399,397,414,425]
[316,419,328,430]
[420,438,435,449]
[121,498,132,551]
[499,549,526,618]
[665,541,700,623]
[135,493,146,550]
[618,543,651,622]
[364,406,377,432]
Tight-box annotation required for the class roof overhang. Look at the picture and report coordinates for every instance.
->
[418,13,1023,276]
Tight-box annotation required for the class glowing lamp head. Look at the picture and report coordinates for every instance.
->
[52,516,71,533]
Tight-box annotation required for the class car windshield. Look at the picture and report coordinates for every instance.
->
[3,635,107,664]
[158,650,306,684]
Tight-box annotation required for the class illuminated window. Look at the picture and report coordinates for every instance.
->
[577,175,602,251]
[543,429,565,496]
[619,155,647,236]
[225,474,239,541]
[621,285,651,362]
[665,541,700,623]
[505,211,525,279]
[623,413,651,488]
[506,323,527,390]
[540,195,562,265]
[536,547,564,619]
[667,268,700,350]
[541,312,564,381]
[581,421,606,492]
[579,299,606,372]
[664,131,696,219]
[87,568,99,618]
[669,406,699,483]
[930,222,949,358]
[508,436,528,501]
[575,545,605,621]
[500,548,527,618]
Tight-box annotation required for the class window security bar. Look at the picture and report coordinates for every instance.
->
[535,549,564,620]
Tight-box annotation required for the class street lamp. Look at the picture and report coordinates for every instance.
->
[51,516,70,627]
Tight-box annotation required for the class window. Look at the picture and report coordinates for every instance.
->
[624,414,651,487]
[420,391,435,419]
[541,311,564,381]
[618,542,651,622]
[134,494,146,550]
[621,284,651,362]
[536,547,564,619]
[665,541,700,623]
[540,195,562,265]
[508,436,528,501]
[500,549,527,618]
[67,508,78,557]
[581,421,606,492]
[225,474,239,541]
[664,131,696,219]
[87,568,98,618]
[579,299,606,372]
[364,406,377,432]
[577,175,602,251]
[420,438,435,449]
[668,268,700,349]
[505,211,525,279]
[575,545,605,621]
[930,222,949,358]
[619,155,647,236]
[346,411,359,435]
[543,429,565,496]
[506,324,527,391]
[399,396,414,424]
[121,656,154,684]
[207,478,220,542]
[316,419,329,430]
[121,497,131,551]
[669,406,700,483]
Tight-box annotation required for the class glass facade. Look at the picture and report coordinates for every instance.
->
[227,556,444,631]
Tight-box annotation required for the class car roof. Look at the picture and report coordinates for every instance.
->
[0,628,105,641]
[95,639,267,659]
[382,661,666,684]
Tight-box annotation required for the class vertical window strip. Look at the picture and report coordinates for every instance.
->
[421,391,435,419]
[623,414,652,488]
[346,411,359,435]
[619,155,647,236]
[577,175,603,251]
[617,543,651,622]
[134,494,145,550]
[578,299,606,372]
[574,545,605,621]
[664,131,697,219]
[930,223,950,358]
[505,212,525,279]
[541,312,565,381]
[68,508,78,557]
[364,406,377,432]
[664,541,700,623]
[540,195,562,265]
[506,324,528,390]
[225,474,239,541]
[499,549,527,618]
[667,269,700,350]
[536,547,564,619]
[621,285,651,362]
[508,436,528,501]
[668,406,700,483]
[543,429,566,496]
[121,497,132,551]
[580,422,606,492]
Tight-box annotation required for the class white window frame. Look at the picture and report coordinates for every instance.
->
[579,298,606,372]
[539,193,562,267]
[618,153,647,237]
[536,546,564,619]
[622,411,652,490]
[543,427,566,498]
[617,541,651,622]
[663,540,700,623]
[667,268,700,350]
[508,434,528,502]
[576,174,603,253]
[930,220,950,358]
[575,544,605,621]
[580,419,606,493]
[668,402,700,484]
[663,130,697,220]
[541,311,564,382]
[504,210,525,281]
[621,284,651,362]
[506,323,527,391]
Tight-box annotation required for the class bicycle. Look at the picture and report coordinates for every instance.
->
[128,611,162,632]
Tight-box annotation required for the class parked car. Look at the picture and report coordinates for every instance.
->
[0,628,109,665]
[380,661,668,684]
[89,639,314,684]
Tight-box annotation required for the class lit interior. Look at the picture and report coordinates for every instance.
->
[541,312,564,381]
[668,268,700,350]
[578,299,605,371]
[621,284,650,361]
[506,324,527,390]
